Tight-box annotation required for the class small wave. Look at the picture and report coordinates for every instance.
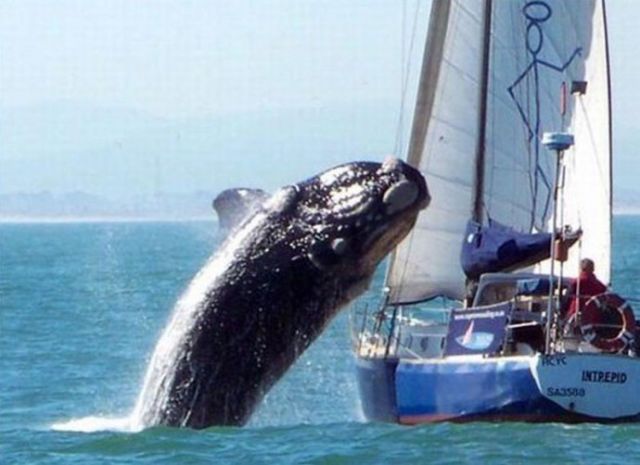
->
[50,415,142,433]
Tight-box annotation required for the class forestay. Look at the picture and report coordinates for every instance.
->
[387,0,611,303]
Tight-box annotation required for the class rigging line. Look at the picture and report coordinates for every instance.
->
[392,216,419,305]
[399,212,420,286]
[393,0,424,158]
[394,0,407,158]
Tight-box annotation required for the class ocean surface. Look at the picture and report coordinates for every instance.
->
[1,216,639,465]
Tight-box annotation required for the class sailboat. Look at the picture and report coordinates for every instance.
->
[352,0,640,423]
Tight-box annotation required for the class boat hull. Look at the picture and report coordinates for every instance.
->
[356,353,640,424]
[356,357,399,422]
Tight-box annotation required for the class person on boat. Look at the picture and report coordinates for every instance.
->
[566,258,607,318]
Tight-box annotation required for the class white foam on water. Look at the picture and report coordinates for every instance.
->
[129,211,268,430]
[50,415,139,433]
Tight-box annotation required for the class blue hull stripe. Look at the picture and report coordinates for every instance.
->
[356,356,640,424]
[396,358,543,418]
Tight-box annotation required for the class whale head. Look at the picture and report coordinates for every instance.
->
[135,158,429,430]
[270,158,430,282]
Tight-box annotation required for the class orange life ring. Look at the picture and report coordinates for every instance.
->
[580,293,636,352]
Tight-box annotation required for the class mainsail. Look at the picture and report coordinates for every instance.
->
[387,0,611,303]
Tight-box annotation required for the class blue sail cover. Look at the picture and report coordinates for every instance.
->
[461,220,551,280]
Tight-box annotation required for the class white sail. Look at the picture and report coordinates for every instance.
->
[387,0,611,303]
[543,0,612,284]
[386,0,487,303]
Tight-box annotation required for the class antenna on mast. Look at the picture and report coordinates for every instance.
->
[541,132,574,354]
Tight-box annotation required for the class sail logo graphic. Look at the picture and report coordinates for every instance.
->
[507,0,582,229]
[455,321,495,351]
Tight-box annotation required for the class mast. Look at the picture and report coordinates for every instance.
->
[541,132,574,353]
[384,0,452,294]
[472,0,492,223]
[405,0,451,167]
[602,0,613,284]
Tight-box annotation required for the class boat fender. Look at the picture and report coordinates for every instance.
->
[580,293,636,353]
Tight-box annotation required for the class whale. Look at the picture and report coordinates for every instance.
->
[134,158,430,429]
[212,188,269,232]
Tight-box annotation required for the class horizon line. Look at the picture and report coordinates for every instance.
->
[1,212,639,225]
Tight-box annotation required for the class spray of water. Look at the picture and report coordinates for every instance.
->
[51,212,267,433]
[51,415,138,433]
[129,212,268,429]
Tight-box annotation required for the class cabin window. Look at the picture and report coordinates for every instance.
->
[475,283,518,306]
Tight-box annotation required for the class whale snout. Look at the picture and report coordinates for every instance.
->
[381,156,403,173]
[383,179,419,215]
[381,158,430,214]
[293,158,429,228]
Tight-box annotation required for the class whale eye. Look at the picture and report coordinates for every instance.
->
[331,237,349,255]
[308,237,349,270]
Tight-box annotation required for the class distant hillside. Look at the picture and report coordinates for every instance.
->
[0,191,217,221]
[2,186,638,222]
[615,188,640,214]
[0,101,402,200]
[1,101,637,220]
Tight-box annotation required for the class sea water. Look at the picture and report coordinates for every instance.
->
[1,217,639,465]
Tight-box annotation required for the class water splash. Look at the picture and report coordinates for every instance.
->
[50,415,139,433]
[128,212,267,429]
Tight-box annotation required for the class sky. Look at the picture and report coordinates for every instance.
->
[0,1,410,117]
[0,0,637,203]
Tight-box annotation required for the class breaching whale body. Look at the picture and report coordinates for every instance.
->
[132,159,429,429]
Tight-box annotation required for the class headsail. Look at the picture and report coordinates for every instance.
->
[539,0,612,284]
[387,0,611,303]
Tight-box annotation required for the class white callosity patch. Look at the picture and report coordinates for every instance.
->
[381,156,402,173]
[317,165,355,186]
[329,183,374,218]
[129,211,268,429]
